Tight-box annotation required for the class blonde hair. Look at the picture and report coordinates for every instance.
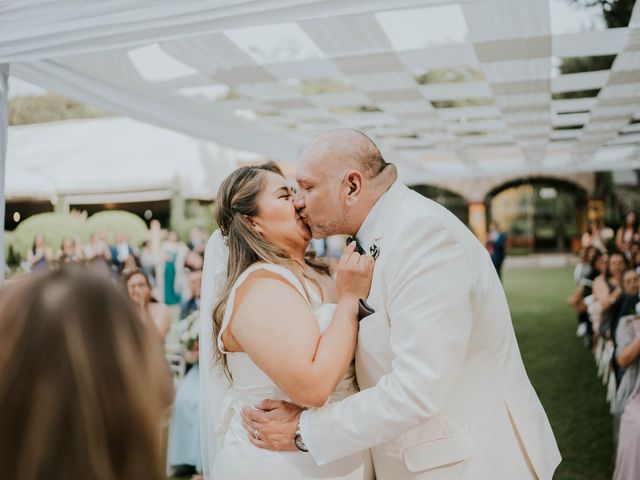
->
[213,162,328,378]
[0,267,173,480]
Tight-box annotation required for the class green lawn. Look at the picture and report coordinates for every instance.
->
[503,266,614,480]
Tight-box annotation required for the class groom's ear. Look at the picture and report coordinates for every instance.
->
[344,171,363,204]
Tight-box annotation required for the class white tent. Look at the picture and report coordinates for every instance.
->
[3,0,640,279]
[6,116,253,203]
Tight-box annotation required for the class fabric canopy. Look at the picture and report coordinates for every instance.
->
[5,116,256,202]
[2,0,640,184]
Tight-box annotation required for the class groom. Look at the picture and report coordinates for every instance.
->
[242,129,561,479]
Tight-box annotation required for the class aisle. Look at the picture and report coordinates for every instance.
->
[504,266,614,480]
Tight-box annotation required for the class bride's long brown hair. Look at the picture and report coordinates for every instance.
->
[213,162,328,378]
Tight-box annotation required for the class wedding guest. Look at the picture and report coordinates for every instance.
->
[568,246,597,341]
[0,267,173,480]
[618,270,640,323]
[83,232,112,265]
[139,240,160,287]
[583,219,607,253]
[25,234,52,272]
[162,231,186,306]
[167,309,202,479]
[111,233,137,273]
[124,269,171,341]
[488,220,507,279]
[58,236,83,264]
[187,226,207,255]
[584,250,609,336]
[616,212,640,259]
[184,250,204,272]
[574,246,596,284]
[594,253,626,336]
[614,311,640,480]
[629,242,640,270]
[180,269,202,320]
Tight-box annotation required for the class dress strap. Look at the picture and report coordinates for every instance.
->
[216,263,311,354]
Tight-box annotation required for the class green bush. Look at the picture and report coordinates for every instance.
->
[7,213,87,260]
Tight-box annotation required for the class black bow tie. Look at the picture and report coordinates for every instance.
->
[346,236,366,255]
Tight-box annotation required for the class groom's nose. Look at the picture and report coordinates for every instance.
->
[293,194,305,211]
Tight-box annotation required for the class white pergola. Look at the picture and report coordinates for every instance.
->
[3,0,640,279]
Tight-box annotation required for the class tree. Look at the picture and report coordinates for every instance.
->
[569,0,636,28]
[557,1,636,93]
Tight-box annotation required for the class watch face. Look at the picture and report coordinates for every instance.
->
[295,434,308,452]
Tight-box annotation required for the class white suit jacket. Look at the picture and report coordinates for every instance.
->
[301,181,561,479]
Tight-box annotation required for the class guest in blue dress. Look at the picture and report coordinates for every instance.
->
[168,270,203,478]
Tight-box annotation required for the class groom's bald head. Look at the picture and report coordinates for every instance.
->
[294,129,397,238]
[299,129,387,179]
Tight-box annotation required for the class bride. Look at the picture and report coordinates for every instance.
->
[199,162,375,479]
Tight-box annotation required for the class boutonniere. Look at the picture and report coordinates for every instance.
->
[369,243,380,260]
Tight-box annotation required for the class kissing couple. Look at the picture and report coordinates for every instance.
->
[198,129,561,479]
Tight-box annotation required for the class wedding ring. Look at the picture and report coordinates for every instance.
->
[253,429,260,440]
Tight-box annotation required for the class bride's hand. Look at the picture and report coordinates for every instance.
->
[335,240,375,302]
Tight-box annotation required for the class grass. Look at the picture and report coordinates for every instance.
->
[503,266,614,480]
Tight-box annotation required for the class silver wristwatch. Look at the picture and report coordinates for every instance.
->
[294,421,308,452]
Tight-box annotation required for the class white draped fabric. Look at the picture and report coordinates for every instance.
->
[0,64,8,282]
[2,0,640,179]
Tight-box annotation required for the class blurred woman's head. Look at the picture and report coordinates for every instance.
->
[608,253,627,278]
[124,268,153,305]
[32,234,45,251]
[60,236,76,258]
[625,212,637,228]
[0,267,172,480]
[591,251,609,276]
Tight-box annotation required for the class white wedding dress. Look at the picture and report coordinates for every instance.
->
[211,263,374,479]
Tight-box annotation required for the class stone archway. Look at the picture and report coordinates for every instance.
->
[486,177,589,253]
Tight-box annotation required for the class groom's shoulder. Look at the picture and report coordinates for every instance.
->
[400,189,464,228]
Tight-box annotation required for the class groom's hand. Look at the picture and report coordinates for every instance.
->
[241,399,302,451]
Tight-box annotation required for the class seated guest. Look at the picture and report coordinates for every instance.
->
[583,219,607,253]
[0,267,173,480]
[574,246,596,284]
[629,242,640,270]
[616,212,640,261]
[618,271,640,323]
[180,269,202,320]
[614,310,640,480]
[124,269,171,341]
[594,252,626,336]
